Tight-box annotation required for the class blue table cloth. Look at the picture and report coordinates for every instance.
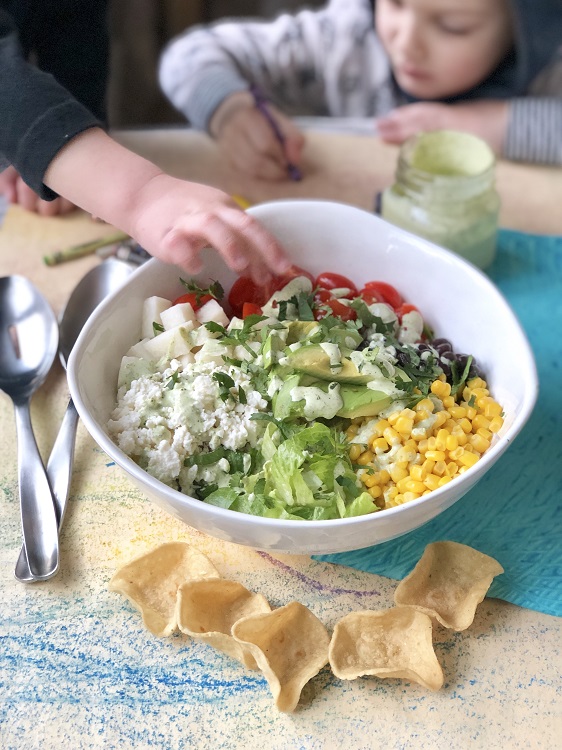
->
[316,229,562,617]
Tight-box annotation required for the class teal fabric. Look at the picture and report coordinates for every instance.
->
[315,229,562,617]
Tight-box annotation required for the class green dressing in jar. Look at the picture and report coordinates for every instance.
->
[381,130,500,269]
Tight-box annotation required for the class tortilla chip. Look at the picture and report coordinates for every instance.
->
[176,579,271,669]
[394,541,504,631]
[109,542,220,636]
[329,607,443,691]
[232,601,330,712]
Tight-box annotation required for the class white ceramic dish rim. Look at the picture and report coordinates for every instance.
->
[68,199,538,533]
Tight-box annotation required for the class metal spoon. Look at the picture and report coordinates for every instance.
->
[14,258,137,582]
[0,276,59,580]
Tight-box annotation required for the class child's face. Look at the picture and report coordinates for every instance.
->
[376,0,514,100]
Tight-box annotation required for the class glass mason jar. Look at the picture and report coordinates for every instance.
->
[381,130,500,269]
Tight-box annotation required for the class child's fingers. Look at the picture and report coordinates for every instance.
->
[16,178,40,212]
[160,208,289,277]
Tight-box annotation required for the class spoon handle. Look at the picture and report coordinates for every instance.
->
[14,398,79,582]
[14,401,59,580]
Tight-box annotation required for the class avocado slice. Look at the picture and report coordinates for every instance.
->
[286,321,320,345]
[337,385,392,419]
[286,343,372,384]
[272,373,302,420]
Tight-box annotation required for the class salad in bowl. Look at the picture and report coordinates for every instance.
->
[68,200,537,553]
[108,265,503,521]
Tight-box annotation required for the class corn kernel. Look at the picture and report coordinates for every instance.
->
[390,465,409,483]
[459,418,473,434]
[371,437,389,453]
[362,473,379,488]
[379,469,391,484]
[433,460,447,476]
[349,444,362,462]
[376,419,391,434]
[442,395,455,409]
[433,411,450,428]
[449,405,467,420]
[484,400,503,418]
[435,429,450,451]
[387,411,400,426]
[448,446,465,461]
[431,380,451,398]
[356,450,374,466]
[346,424,359,437]
[395,416,414,435]
[438,476,452,487]
[476,395,492,411]
[446,462,459,477]
[404,479,426,494]
[472,414,491,431]
[420,457,434,473]
[489,416,504,433]
[414,409,430,423]
[418,438,429,453]
[368,485,382,499]
[415,398,435,413]
[383,427,402,446]
[445,434,459,451]
[425,450,446,462]
[468,377,486,389]
[459,451,479,468]
[470,433,490,454]
[396,477,411,493]
[410,465,427,482]
[403,491,421,503]
[424,474,440,491]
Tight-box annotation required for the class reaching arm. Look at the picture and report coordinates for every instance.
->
[43,128,290,278]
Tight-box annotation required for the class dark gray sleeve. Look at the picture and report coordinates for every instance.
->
[0,10,101,200]
[503,98,562,165]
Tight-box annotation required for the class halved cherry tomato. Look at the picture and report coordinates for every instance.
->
[395,302,419,322]
[265,264,315,299]
[242,302,262,318]
[314,296,357,321]
[360,281,404,309]
[173,292,212,309]
[314,272,358,296]
[228,277,265,317]
[313,288,333,304]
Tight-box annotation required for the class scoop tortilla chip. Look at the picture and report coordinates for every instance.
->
[176,579,271,669]
[329,607,443,691]
[109,542,219,636]
[394,541,504,631]
[232,601,330,712]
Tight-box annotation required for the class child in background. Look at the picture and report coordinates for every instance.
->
[159,0,562,181]
[0,3,288,279]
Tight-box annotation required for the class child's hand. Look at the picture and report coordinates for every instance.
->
[210,91,305,180]
[377,101,509,155]
[127,172,290,280]
[0,165,76,215]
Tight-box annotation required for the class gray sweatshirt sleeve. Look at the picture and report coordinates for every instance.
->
[158,0,390,131]
[504,97,562,165]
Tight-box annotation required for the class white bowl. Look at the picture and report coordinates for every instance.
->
[67,200,538,554]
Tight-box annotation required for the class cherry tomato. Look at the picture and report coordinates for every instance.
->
[228,277,266,317]
[172,292,212,309]
[314,296,357,321]
[242,302,262,318]
[265,265,315,299]
[314,272,358,296]
[313,288,333,304]
[395,302,419,322]
[360,281,404,309]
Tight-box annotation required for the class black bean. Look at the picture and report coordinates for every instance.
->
[432,338,452,349]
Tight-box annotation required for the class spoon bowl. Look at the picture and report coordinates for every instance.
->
[0,276,59,579]
[14,259,137,582]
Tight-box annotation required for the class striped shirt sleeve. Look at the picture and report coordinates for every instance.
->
[503,98,562,165]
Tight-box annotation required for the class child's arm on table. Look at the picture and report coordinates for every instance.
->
[44,128,290,279]
[377,98,562,165]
